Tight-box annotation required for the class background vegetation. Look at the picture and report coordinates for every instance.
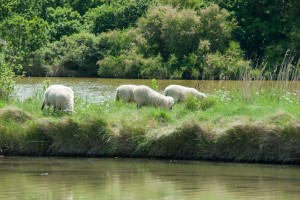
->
[0,0,299,79]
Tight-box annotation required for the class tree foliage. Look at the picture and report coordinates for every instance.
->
[217,0,300,63]
[0,53,17,100]
[33,32,100,76]
[84,0,152,34]
[0,15,49,71]
[0,0,298,79]
[46,6,83,41]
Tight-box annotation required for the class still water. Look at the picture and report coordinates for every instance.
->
[0,157,300,200]
[14,77,300,103]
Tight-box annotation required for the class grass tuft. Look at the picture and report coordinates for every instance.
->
[146,121,213,159]
[0,106,32,123]
[184,95,216,111]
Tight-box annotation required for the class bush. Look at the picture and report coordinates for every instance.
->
[97,52,167,79]
[0,15,49,71]
[198,4,235,53]
[138,5,202,61]
[0,54,16,99]
[184,94,215,111]
[203,42,251,80]
[32,32,100,77]
[97,29,150,57]
[46,6,83,41]
[84,0,152,34]
[137,4,244,79]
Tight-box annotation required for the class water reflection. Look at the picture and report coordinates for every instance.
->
[0,157,300,200]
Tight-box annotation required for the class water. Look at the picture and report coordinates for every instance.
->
[0,157,299,200]
[13,77,300,103]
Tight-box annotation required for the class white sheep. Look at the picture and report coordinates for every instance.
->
[115,84,138,102]
[164,84,207,103]
[133,85,174,109]
[41,84,74,112]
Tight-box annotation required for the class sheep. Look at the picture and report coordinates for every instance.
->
[41,84,74,112]
[164,84,207,103]
[133,85,174,109]
[115,84,138,103]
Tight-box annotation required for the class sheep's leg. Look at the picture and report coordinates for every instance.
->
[115,93,119,101]
[54,105,57,112]
[41,101,45,110]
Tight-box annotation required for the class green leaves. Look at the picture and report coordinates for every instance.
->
[46,6,83,41]
[0,15,49,70]
[84,0,152,34]
[0,54,16,100]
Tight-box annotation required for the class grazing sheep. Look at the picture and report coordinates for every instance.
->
[115,84,138,103]
[41,84,74,112]
[133,85,174,109]
[164,84,207,103]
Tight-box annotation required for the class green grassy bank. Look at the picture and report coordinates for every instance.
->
[0,88,299,164]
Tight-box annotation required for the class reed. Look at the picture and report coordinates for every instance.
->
[233,51,300,103]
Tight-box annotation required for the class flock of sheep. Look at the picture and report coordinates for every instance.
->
[41,84,207,112]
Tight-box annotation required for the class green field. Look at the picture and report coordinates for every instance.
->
[1,86,299,164]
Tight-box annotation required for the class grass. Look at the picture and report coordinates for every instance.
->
[0,87,299,164]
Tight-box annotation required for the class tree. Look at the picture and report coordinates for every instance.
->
[66,0,105,16]
[33,32,101,77]
[138,6,202,61]
[0,15,49,70]
[46,6,83,41]
[198,4,235,53]
[137,4,241,79]
[84,0,152,34]
[0,53,17,99]
[217,0,299,61]
[158,0,215,9]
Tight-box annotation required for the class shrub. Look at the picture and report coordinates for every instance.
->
[184,94,215,111]
[198,4,235,53]
[84,0,152,34]
[33,32,100,77]
[0,15,49,72]
[97,51,168,79]
[46,6,83,41]
[138,5,201,61]
[203,42,251,80]
[0,54,16,99]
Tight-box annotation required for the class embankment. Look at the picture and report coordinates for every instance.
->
[1,105,299,164]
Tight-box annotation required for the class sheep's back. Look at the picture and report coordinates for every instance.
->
[116,85,137,102]
[43,85,74,110]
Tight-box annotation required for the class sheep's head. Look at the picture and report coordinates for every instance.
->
[166,96,175,109]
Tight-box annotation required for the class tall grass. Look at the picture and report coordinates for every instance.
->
[0,81,299,163]
[235,51,300,103]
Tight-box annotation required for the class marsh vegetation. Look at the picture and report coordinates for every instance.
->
[0,78,299,164]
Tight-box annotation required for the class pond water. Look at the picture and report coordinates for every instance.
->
[14,77,300,103]
[0,157,300,200]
